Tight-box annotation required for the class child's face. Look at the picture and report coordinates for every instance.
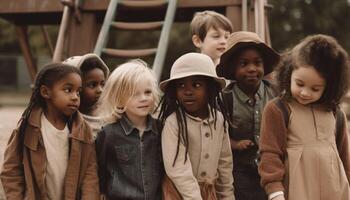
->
[175,75,209,119]
[42,72,82,118]
[291,66,325,105]
[193,27,230,63]
[80,68,106,111]
[232,48,264,90]
[125,78,155,120]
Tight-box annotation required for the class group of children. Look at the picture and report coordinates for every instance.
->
[1,9,350,200]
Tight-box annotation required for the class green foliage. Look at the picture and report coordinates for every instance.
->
[268,0,350,53]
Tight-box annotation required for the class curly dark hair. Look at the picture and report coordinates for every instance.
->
[276,34,350,110]
[156,76,230,166]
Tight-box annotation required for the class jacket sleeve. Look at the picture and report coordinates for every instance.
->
[95,129,108,195]
[162,117,202,200]
[0,129,25,199]
[80,142,100,199]
[258,101,287,195]
[215,127,235,200]
[336,110,350,183]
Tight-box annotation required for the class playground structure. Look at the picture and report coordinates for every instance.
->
[0,0,271,82]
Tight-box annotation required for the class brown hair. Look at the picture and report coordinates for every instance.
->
[276,34,350,110]
[190,10,233,41]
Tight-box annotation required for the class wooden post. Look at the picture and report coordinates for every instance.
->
[41,26,54,57]
[15,25,37,83]
[53,5,71,62]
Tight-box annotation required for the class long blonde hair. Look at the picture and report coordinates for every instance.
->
[97,59,159,123]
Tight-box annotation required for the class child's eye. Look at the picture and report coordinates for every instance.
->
[76,91,81,97]
[312,88,320,92]
[193,82,202,87]
[87,82,97,88]
[64,88,72,93]
[255,59,263,65]
[296,82,304,87]
[145,90,152,95]
[239,61,247,67]
[101,81,105,87]
[177,83,185,88]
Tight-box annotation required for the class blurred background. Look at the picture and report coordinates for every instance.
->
[0,0,349,199]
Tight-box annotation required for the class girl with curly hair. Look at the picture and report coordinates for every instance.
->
[259,34,350,200]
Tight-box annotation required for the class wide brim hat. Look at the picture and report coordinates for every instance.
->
[217,31,280,80]
[160,52,226,92]
[63,53,110,77]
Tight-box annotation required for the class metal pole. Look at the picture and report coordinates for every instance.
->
[242,0,248,31]
[152,0,177,82]
[53,6,71,62]
[93,0,119,56]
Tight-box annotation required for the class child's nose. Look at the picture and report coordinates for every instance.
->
[300,89,310,97]
[72,92,79,100]
[184,88,193,95]
[96,85,103,93]
[247,64,257,71]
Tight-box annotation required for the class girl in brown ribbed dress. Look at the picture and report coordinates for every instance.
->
[258,34,350,200]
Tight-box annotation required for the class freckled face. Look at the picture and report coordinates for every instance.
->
[291,66,326,105]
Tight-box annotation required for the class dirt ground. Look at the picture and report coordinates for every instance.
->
[0,106,25,200]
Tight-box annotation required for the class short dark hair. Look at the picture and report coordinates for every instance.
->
[276,34,350,110]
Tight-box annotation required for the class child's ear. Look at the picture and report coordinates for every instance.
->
[40,85,51,99]
[192,35,203,48]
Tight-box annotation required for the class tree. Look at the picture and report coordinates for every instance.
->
[268,0,350,53]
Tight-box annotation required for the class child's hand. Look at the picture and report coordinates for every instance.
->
[272,195,285,200]
[237,139,254,150]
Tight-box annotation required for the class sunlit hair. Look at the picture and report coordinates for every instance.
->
[276,34,350,110]
[97,59,159,123]
[190,10,233,41]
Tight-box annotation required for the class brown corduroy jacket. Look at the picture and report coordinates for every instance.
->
[0,106,100,200]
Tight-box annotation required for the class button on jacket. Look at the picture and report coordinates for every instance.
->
[162,111,234,200]
[96,114,163,200]
[0,106,100,200]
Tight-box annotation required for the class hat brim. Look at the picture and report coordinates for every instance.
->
[160,73,226,92]
[217,42,280,80]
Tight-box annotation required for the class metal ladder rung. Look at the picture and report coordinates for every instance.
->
[103,48,157,58]
[111,21,163,31]
[120,0,167,8]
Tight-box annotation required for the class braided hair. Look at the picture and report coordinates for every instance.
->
[18,63,80,149]
[157,76,230,166]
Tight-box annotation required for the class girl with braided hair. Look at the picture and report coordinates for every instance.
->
[0,63,100,200]
[158,53,234,200]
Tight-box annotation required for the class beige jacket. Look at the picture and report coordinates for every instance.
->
[162,111,234,200]
[0,107,100,200]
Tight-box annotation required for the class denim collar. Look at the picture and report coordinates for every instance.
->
[120,114,157,136]
[233,82,264,104]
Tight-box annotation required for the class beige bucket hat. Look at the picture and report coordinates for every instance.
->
[217,31,280,79]
[63,53,109,77]
[160,52,226,91]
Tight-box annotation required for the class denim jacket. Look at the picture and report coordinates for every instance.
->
[96,114,163,200]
